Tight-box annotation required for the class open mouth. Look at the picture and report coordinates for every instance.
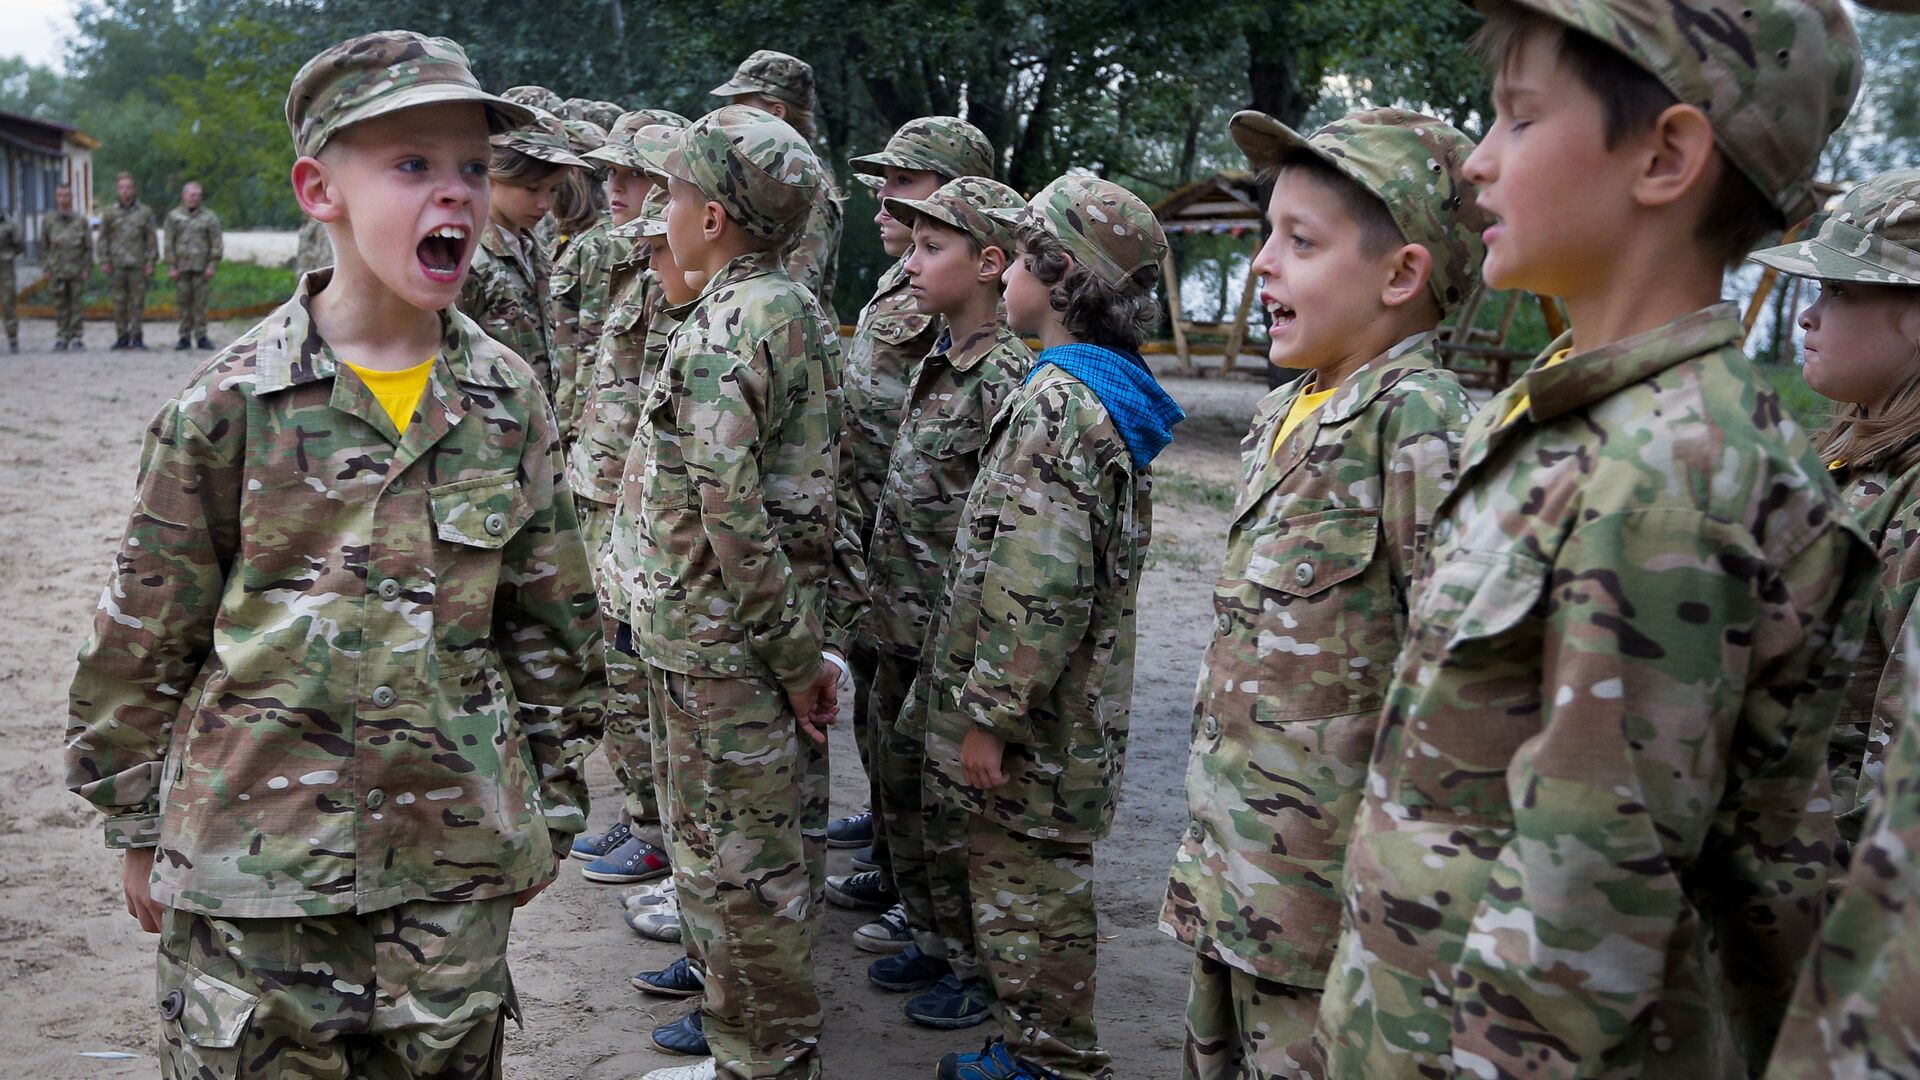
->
[1265,299,1297,332]
[417,224,470,283]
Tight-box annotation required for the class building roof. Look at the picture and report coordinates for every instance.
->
[0,108,101,151]
[1151,171,1263,235]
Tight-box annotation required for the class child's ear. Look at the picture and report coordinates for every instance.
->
[702,200,728,242]
[978,243,1008,283]
[1633,103,1717,211]
[292,156,342,225]
[1380,242,1434,310]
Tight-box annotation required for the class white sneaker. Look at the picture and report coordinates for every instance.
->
[623,876,677,911]
[627,900,683,942]
[640,1059,715,1080]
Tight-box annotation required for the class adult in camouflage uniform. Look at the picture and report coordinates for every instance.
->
[97,171,158,350]
[458,110,590,396]
[627,106,842,1080]
[295,216,333,277]
[164,181,223,350]
[831,116,996,903]
[1750,169,1920,848]
[42,184,92,350]
[920,176,1181,1080]
[709,50,843,318]
[0,205,22,351]
[63,32,601,1077]
[1314,4,1870,1078]
[858,177,1028,994]
[1160,108,1485,1080]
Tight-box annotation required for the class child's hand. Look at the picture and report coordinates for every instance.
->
[961,728,1008,790]
[787,665,839,746]
[123,847,166,933]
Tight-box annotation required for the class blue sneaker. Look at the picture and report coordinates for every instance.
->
[827,810,873,849]
[868,944,950,992]
[905,974,992,1030]
[631,955,704,998]
[570,820,631,861]
[850,844,880,872]
[581,835,671,884]
[651,1010,708,1056]
[936,1039,1054,1080]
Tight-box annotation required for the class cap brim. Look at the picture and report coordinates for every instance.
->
[981,206,1029,228]
[882,195,959,232]
[853,173,883,192]
[324,85,536,154]
[709,78,756,98]
[494,137,593,169]
[584,145,644,169]
[1228,110,1319,173]
[849,151,945,178]
[1749,239,1920,285]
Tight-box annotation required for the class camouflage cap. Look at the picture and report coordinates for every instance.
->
[491,110,593,169]
[884,176,1026,255]
[503,85,564,114]
[989,174,1168,294]
[1469,0,1861,223]
[710,50,815,111]
[660,105,821,242]
[1750,168,1920,286]
[561,117,607,157]
[286,31,534,159]
[560,97,624,131]
[635,186,670,239]
[849,116,995,181]
[1231,107,1489,314]
[583,111,691,172]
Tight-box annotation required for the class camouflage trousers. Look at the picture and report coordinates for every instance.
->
[50,275,85,343]
[968,816,1111,1080]
[176,266,212,341]
[1,261,15,343]
[581,499,657,826]
[848,639,889,875]
[873,652,967,966]
[647,666,828,1079]
[156,896,515,1080]
[109,264,148,339]
[1183,952,1323,1080]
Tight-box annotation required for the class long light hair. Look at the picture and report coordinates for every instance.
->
[1822,343,1920,476]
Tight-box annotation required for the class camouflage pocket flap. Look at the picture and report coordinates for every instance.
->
[910,422,988,461]
[870,311,934,345]
[164,965,258,1049]
[1420,549,1547,651]
[603,301,645,338]
[1246,508,1380,599]
[430,473,532,549]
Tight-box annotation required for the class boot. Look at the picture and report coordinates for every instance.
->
[110,334,128,351]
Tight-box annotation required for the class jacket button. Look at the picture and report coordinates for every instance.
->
[366,788,385,810]
[371,686,397,708]
[378,578,401,601]
[1294,562,1315,586]
[1188,820,1204,842]
[1203,717,1220,739]
[484,512,506,536]
[159,989,185,1022]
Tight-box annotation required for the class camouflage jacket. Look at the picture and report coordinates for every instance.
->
[861,321,1030,659]
[1161,338,1472,988]
[568,224,655,508]
[1317,305,1872,1080]
[602,296,680,625]
[0,213,22,264]
[97,199,158,270]
[920,365,1153,844]
[838,259,939,552]
[548,218,630,451]
[42,211,93,280]
[295,218,334,277]
[65,271,606,919]
[1831,459,1920,840]
[1765,619,1920,1080]
[626,250,844,690]
[459,223,556,395]
[780,172,843,320]
[163,205,223,273]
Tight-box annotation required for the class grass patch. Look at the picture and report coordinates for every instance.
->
[1156,469,1235,512]
[68,260,296,314]
[1146,535,1219,575]
[1756,363,1834,433]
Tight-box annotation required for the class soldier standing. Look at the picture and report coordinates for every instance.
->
[97,171,157,350]
[164,181,222,351]
[0,205,22,352]
[42,184,92,352]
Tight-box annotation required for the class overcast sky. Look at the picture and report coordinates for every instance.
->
[3,0,75,72]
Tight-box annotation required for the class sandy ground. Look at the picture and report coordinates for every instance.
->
[0,312,1264,1079]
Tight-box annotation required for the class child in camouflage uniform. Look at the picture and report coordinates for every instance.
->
[849,176,1031,1024]
[1748,169,1920,849]
[624,105,846,1080]
[825,115,998,925]
[458,109,591,399]
[1314,3,1871,1078]
[921,176,1182,1080]
[65,32,604,1078]
[1160,107,1485,1080]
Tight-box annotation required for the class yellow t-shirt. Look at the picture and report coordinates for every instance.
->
[1502,347,1572,427]
[343,356,436,435]
[1272,385,1341,457]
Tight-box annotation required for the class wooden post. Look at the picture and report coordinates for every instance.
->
[1538,294,1568,341]
[1742,219,1808,345]
[1220,257,1260,375]
[1162,249,1192,373]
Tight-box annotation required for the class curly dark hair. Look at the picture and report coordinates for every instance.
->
[1017,224,1162,350]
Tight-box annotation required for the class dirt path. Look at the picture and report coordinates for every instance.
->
[0,313,1263,1079]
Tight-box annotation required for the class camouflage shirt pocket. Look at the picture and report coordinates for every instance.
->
[430,472,532,549]
[868,311,933,346]
[1418,548,1547,655]
[1230,508,1387,723]
[155,948,259,1077]
[639,381,691,510]
[1244,508,1381,599]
